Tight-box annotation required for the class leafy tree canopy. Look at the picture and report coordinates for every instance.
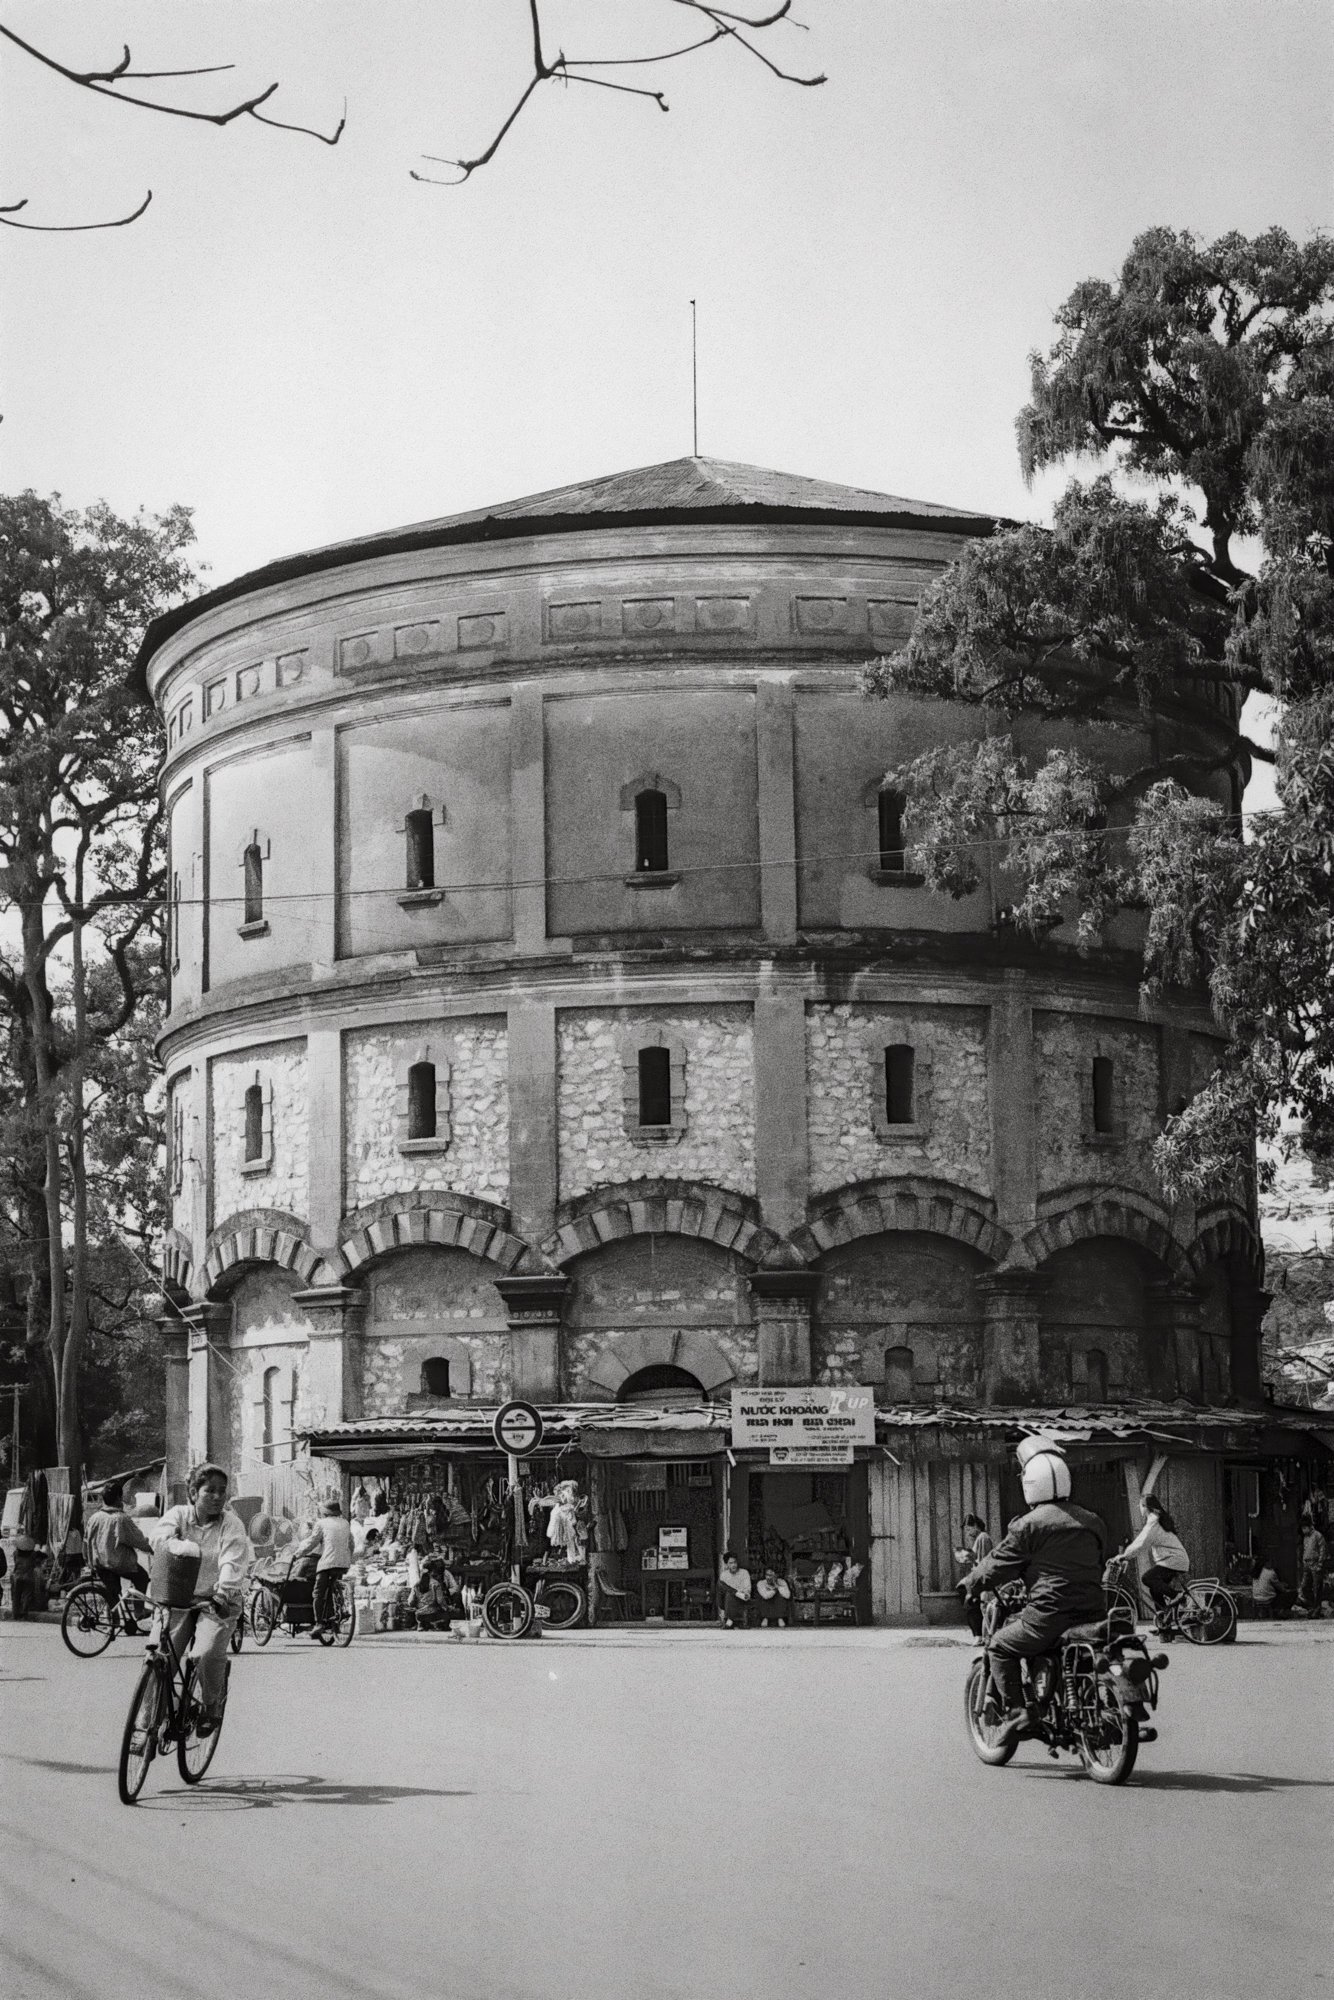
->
[868,227,1334,1206]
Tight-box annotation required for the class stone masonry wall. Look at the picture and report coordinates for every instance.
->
[211,1038,309,1227]
[1033,1014,1161,1197]
[806,1004,990,1198]
[557,1005,755,1201]
[355,1332,511,1414]
[343,1019,509,1210]
[563,1322,758,1399]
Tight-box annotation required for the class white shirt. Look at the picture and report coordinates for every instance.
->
[719,1563,752,1600]
[161,1503,250,1597]
[1123,1515,1190,1573]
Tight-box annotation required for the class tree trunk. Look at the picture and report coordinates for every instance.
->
[60,900,89,1490]
[19,894,67,1465]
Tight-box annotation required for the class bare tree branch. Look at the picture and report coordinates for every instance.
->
[0,191,153,233]
[414,0,824,186]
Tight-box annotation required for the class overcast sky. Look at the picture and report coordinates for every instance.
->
[2,0,1329,600]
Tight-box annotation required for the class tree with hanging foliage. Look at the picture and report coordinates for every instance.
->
[0,491,197,1487]
[866,226,1334,1202]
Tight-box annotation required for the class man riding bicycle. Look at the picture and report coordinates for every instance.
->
[158,1463,249,1733]
[86,1480,153,1635]
[963,1436,1109,1745]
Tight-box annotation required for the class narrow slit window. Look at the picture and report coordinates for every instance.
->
[1092,1056,1115,1134]
[170,871,182,970]
[420,1358,451,1398]
[878,789,906,871]
[635,789,669,873]
[885,1045,915,1125]
[243,1082,265,1162]
[405,809,435,890]
[407,1061,437,1140]
[638,1046,672,1127]
[242,843,264,925]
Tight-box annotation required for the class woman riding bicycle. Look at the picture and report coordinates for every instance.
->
[1120,1492,1190,1628]
[158,1463,249,1733]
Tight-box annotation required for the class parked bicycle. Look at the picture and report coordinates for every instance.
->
[1104,1557,1237,1645]
[482,1563,588,1639]
[117,1602,232,1805]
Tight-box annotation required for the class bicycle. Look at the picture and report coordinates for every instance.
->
[248,1560,355,1647]
[61,1577,150,1659]
[117,1600,233,1805]
[1104,1558,1237,1645]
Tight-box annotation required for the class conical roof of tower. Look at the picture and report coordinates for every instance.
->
[133,456,999,690]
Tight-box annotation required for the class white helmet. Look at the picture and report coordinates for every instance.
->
[1021,1451,1072,1504]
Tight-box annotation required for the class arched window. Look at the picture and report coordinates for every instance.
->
[407,1061,437,1141]
[638,1046,672,1127]
[405,808,435,891]
[262,1365,279,1462]
[884,1345,915,1401]
[878,789,906,872]
[420,1357,451,1398]
[618,1364,706,1407]
[1085,1348,1108,1401]
[1092,1056,1115,1135]
[243,1083,265,1163]
[635,789,669,874]
[884,1045,915,1125]
[243,843,264,925]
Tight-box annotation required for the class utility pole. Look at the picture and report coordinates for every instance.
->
[690,298,698,457]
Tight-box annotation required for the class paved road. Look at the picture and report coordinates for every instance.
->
[1,1618,1328,2000]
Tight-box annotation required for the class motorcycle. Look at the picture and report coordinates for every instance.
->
[964,1580,1169,1785]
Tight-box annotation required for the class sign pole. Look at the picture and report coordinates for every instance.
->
[509,1451,523,1585]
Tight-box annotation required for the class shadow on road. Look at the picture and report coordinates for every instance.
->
[134,1773,474,1811]
[7,1756,116,1776]
[1021,1764,1333,1794]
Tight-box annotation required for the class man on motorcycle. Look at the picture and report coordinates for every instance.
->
[963,1438,1109,1744]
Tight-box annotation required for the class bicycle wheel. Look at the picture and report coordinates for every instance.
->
[1181,1583,1236,1646]
[229,1604,245,1654]
[177,1660,228,1783]
[1078,1673,1139,1785]
[117,1661,164,1805]
[482,1581,534,1640]
[1107,1587,1140,1633]
[332,1579,356,1648]
[963,1657,1017,1767]
[248,1584,276,1647]
[538,1580,587,1631]
[62,1583,114,1659]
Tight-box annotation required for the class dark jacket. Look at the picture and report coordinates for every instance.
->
[964,1502,1109,1614]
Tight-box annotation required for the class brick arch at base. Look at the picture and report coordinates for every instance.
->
[544,1180,785,1271]
[1188,1206,1263,1285]
[581,1328,738,1401]
[200,1209,333,1298]
[792,1177,1011,1268]
[335,1192,528,1280]
[1020,1188,1192,1281]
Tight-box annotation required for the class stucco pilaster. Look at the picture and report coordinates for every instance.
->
[507,998,558,1250]
[510,686,548,951]
[308,724,338,969]
[306,1027,344,1251]
[978,1271,1049,1405]
[987,982,1036,1236]
[753,985,809,1241]
[756,679,798,942]
[496,1273,570,1402]
[750,1269,820,1386]
[180,1301,231,1471]
[292,1285,363,1429]
[159,1316,192,1502]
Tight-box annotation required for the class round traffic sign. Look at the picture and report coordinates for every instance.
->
[492,1400,544,1457]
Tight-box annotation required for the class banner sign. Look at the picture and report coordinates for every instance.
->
[768,1444,855,1468]
[730,1386,875,1450]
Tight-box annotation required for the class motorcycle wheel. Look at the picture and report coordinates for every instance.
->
[1078,1677,1139,1785]
[964,1657,1017,1767]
